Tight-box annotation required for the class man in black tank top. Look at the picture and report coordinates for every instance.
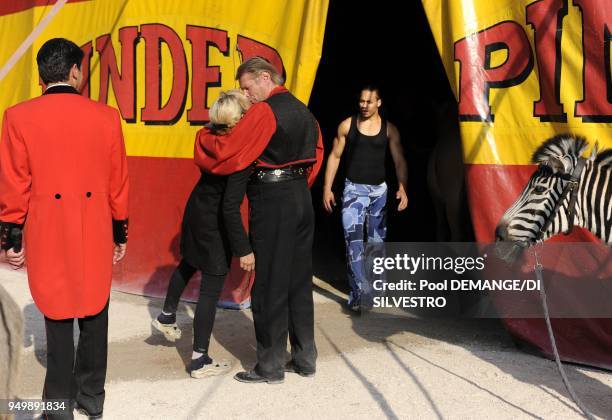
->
[322,86,408,311]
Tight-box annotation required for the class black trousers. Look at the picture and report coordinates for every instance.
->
[43,301,109,419]
[162,259,225,353]
[247,178,317,377]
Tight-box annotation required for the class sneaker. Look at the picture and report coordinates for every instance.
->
[151,314,182,342]
[190,355,232,378]
[347,299,361,313]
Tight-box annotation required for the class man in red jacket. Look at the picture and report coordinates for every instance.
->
[0,38,129,419]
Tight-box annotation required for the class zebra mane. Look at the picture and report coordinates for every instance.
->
[595,149,612,167]
[531,134,588,165]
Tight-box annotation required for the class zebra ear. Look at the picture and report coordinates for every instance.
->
[589,141,599,161]
[548,155,570,174]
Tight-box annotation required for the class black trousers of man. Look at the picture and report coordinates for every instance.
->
[247,177,317,378]
[43,301,109,419]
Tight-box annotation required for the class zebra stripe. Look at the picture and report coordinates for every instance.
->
[497,135,612,245]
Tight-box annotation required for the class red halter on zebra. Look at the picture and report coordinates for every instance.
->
[495,134,611,261]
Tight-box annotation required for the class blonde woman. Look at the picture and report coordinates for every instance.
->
[152,90,254,378]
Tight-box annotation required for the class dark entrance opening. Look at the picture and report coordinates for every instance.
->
[308,1,470,292]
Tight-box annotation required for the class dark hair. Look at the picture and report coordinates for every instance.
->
[360,84,382,100]
[36,38,84,84]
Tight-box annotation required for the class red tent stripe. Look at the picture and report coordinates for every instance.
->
[0,0,89,17]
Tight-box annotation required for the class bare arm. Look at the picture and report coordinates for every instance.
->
[322,118,350,213]
[388,122,409,211]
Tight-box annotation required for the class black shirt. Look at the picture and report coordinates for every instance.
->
[344,116,388,185]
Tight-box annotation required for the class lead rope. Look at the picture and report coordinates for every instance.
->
[532,244,595,419]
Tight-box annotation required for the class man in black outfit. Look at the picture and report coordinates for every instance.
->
[196,56,324,384]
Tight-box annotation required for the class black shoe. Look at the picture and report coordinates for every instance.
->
[234,370,284,384]
[284,361,315,378]
[74,402,103,419]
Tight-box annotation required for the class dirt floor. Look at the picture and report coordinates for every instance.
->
[2,264,612,419]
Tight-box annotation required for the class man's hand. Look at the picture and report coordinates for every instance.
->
[113,243,127,264]
[396,188,408,211]
[6,248,25,269]
[240,252,255,272]
[323,190,336,213]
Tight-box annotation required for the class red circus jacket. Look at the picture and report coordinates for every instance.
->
[194,86,324,186]
[0,85,129,320]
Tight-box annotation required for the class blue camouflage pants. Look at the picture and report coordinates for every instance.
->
[341,179,387,305]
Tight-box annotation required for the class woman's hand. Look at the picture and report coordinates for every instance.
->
[240,252,255,272]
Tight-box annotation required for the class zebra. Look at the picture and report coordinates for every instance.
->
[495,135,610,418]
[495,134,612,255]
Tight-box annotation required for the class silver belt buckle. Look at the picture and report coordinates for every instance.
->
[273,169,282,177]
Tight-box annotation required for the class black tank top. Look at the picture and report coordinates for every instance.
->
[345,115,388,185]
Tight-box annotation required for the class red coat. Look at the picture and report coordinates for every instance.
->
[194,86,324,186]
[0,86,129,320]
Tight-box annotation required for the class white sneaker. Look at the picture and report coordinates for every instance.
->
[190,356,232,379]
[151,318,182,342]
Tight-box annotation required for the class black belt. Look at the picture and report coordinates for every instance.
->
[251,166,307,184]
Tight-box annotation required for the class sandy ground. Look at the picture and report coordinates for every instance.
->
[2,264,612,420]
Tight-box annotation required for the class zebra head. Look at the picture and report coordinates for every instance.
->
[495,135,590,254]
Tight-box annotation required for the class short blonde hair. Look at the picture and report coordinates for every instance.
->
[209,89,250,132]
